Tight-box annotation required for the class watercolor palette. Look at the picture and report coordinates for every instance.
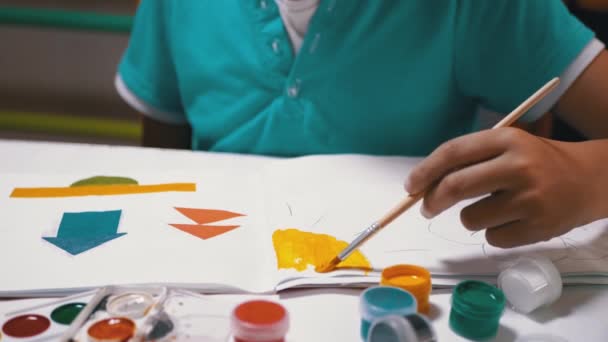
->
[1,286,234,341]
[1,290,96,341]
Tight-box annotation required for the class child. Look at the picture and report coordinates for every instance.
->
[116,0,608,248]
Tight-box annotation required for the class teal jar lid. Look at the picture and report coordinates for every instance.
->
[360,286,417,341]
[360,286,417,321]
[449,280,505,340]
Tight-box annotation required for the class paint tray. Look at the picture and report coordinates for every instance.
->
[1,286,233,341]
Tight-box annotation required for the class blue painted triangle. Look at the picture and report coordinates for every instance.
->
[43,233,127,256]
[57,210,122,238]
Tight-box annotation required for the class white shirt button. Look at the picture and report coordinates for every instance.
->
[287,85,299,98]
[272,38,281,54]
[309,33,321,53]
[260,0,268,9]
[287,79,301,98]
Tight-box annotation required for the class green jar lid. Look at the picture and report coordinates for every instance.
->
[450,280,505,340]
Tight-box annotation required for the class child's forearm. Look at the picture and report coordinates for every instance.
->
[140,115,192,150]
[572,138,608,221]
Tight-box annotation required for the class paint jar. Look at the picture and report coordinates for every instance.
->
[449,280,505,340]
[380,264,432,314]
[367,314,437,342]
[498,255,562,314]
[230,300,289,342]
[360,286,417,341]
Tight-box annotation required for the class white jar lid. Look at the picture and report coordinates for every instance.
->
[498,255,562,314]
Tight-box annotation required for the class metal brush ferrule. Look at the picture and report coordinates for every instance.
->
[338,222,379,260]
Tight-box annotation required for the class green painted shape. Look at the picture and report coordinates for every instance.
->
[70,176,138,187]
[449,280,505,340]
[0,111,141,141]
[51,303,86,325]
[0,7,132,33]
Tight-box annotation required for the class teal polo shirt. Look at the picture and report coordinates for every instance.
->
[117,0,595,156]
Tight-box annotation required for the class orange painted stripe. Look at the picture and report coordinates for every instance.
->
[10,183,196,198]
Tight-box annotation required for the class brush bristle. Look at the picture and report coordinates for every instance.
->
[315,257,340,273]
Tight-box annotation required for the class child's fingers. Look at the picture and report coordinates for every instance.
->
[485,220,549,248]
[459,191,526,231]
[420,157,513,218]
[405,130,507,194]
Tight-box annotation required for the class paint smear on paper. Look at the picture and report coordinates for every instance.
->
[169,207,245,240]
[174,207,244,224]
[11,180,195,198]
[169,224,240,240]
[42,210,126,255]
[70,176,138,187]
[272,228,371,272]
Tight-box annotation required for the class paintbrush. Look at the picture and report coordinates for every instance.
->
[316,77,561,273]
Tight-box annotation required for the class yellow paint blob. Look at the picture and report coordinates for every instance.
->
[380,264,432,314]
[272,228,371,272]
[389,275,426,287]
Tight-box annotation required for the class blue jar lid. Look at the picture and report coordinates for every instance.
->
[360,286,417,321]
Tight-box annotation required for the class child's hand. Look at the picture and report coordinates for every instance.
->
[405,127,607,248]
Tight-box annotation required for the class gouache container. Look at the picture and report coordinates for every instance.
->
[367,314,437,342]
[0,291,91,341]
[1,287,236,342]
[381,264,432,314]
[449,280,505,340]
[360,286,417,341]
[498,255,562,314]
[230,300,289,342]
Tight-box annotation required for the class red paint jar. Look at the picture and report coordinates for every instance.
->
[230,300,289,342]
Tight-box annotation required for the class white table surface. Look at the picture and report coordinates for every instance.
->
[2,286,608,341]
[2,140,608,341]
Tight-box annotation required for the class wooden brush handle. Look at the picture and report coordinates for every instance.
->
[377,192,425,228]
[332,77,560,266]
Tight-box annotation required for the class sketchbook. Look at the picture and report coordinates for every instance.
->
[0,151,607,297]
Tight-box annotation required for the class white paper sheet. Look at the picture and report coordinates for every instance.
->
[1,140,607,297]
[262,154,608,285]
[0,169,275,296]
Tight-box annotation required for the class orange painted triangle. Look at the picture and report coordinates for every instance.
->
[174,207,244,224]
[169,224,240,240]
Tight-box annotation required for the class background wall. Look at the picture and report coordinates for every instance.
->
[0,1,606,146]
[0,0,139,145]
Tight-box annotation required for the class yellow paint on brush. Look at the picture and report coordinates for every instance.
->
[10,183,196,198]
[272,228,371,272]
